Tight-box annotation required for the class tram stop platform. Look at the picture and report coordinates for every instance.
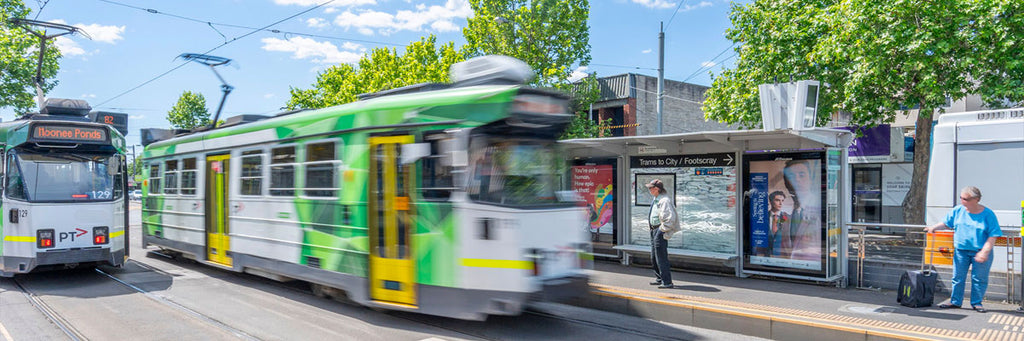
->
[568,261,1024,341]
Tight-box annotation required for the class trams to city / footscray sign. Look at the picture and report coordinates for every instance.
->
[0,99,130,277]
[140,56,592,321]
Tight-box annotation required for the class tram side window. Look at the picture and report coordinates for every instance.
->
[148,164,162,194]
[164,160,179,195]
[304,142,338,197]
[421,136,455,200]
[5,153,26,200]
[240,150,263,196]
[180,158,197,195]
[270,146,296,196]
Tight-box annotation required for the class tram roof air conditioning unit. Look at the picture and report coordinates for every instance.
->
[41,98,91,116]
[759,80,820,131]
[450,55,534,87]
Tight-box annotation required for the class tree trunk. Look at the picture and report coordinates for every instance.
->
[902,112,934,225]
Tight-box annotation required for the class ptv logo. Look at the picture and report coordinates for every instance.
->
[59,228,88,242]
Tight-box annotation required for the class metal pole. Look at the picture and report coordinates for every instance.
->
[657,22,665,135]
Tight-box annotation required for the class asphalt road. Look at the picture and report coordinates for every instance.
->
[0,202,762,341]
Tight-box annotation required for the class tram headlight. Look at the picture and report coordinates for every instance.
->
[37,229,55,248]
[93,226,109,245]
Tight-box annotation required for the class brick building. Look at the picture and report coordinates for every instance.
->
[585,73,736,136]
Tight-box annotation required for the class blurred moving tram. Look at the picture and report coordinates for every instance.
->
[140,56,591,320]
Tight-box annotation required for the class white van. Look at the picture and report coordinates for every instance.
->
[926,108,1024,271]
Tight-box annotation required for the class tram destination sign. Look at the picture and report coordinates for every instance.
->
[30,124,108,143]
[630,153,735,168]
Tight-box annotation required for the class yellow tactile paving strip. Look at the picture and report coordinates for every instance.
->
[593,283,1024,341]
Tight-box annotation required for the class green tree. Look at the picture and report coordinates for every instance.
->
[167,91,211,129]
[560,73,608,139]
[461,0,591,87]
[1,0,61,114]
[286,36,460,109]
[702,0,1024,224]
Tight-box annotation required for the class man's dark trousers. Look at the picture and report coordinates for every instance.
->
[650,228,672,285]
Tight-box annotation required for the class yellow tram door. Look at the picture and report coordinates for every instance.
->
[205,154,232,267]
[368,135,416,307]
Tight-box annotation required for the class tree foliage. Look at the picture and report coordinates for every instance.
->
[167,91,211,129]
[560,73,608,139]
[286,1,597,139]
[702,0,1024,223]
[462,0,591,87]
[286,36,460,110]
[1,0,62,114]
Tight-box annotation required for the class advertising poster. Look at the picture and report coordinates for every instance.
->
[629,154,737,254]
[844,124,891,163]
[572,165,615,234]
[743,152,825,274]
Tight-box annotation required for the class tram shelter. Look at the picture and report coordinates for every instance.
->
[562,128,854,285]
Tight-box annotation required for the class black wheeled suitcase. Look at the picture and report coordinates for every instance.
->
[897,233,938,308]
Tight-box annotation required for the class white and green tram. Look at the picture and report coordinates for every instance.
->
[0,99,129,277]
[141,56,590,320]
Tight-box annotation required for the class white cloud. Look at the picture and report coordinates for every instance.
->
[324,7,338,14]
[568,66,590,82]
[55,36,86,56]
[701,61,716,68]
[642,49,652,54]
[341,41,363,50]
[76,23,126,44]
[261,36,364,64]
[682,1,713,12]
[47,20,124,56]
[129,114,145,120]
[632,0,677,9]
[430,20,459,32]
[274,0,376,6]
[306,18,330,28]
[80,94,97,98]
[333,0,471,35]
[264,93,276,99]
[630,0,713,10]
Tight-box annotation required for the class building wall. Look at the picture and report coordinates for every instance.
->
[633,74,735,135]
[587,73,736,137]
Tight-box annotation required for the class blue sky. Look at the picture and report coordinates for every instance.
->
[3,0,741,149]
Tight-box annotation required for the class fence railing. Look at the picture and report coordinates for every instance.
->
[847,222,1022,303]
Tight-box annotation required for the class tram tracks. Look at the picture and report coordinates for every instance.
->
[95,261,261,341]
[11,277,89,341]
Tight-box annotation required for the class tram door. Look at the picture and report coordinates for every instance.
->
[205,154,232,266]
[368,135,416,307]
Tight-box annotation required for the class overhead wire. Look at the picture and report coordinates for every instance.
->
[663,0,688,30]
[681,44,737,83]
[96,0,406,48]
[95,0,339,107]
[589,63,658,71]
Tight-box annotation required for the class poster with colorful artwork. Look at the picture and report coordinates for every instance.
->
[572,165,614,234]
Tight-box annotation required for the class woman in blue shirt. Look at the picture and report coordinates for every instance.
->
[925,186,1002,313]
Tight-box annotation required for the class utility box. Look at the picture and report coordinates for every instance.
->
[759,80,821,131]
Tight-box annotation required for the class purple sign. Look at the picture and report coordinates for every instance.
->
[843,124,890,157]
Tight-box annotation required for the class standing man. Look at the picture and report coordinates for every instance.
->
[767,191,791,257]
[926,186,1002,313]
[646,179,680,289]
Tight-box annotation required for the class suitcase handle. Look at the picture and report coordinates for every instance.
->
[923,232,935,272]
